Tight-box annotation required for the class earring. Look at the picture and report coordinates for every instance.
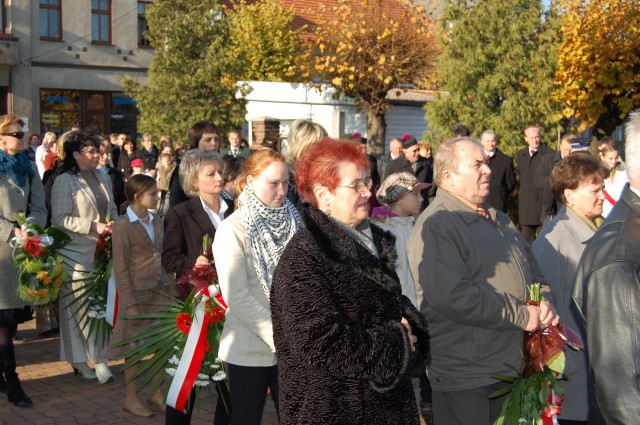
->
[324,201,331,216]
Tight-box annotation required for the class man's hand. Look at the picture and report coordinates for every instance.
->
[524,305,541,332]
[539,300,559,328]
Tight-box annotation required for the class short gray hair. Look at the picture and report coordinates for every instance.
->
[433,136,482,187]
[179,149,222,198]
[286,119,328,163]
[480,130,497,142]
[625,109,640,180]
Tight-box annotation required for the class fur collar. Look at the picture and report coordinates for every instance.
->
[300,203,400,294]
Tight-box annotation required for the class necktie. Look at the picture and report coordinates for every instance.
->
[530,149,536,157]
[476,205,490,221]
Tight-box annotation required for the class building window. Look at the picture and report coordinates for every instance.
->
[39,0,62,41]
[138,1,150,47]
[0,0,7,34]
[91,0,111,44]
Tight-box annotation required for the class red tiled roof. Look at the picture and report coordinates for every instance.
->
[222,0,407,32]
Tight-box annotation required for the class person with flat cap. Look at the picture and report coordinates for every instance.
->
[384,134,434,210]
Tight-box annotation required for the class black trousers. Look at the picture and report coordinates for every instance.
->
[520,224,541,246]
[225,362,279,425]
[165,381,231,425]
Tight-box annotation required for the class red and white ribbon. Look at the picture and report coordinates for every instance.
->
[166,286,219,413]
[105,272,118,327]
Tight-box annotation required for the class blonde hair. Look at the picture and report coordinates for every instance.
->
[286,119,328,163]
[178,149,222,198]
[0,114,25,134]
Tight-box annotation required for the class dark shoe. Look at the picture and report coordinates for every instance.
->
[7,381,32,408]
[0,374,6,393]
[37,330,55,338]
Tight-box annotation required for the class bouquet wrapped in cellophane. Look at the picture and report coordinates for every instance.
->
[10,212,70,306]
[492,283,584,425]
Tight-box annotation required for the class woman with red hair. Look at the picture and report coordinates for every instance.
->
[271,139,430,424]
[212,149,301,425]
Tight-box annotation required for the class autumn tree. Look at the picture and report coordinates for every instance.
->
[307,0,439,155]
[225,0,306,82]
[554,0,640,136]
[425,0,562,155]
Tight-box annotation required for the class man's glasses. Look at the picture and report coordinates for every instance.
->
[1,131,25,139]
[337,177,373,194]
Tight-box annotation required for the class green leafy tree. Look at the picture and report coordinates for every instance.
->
[425,0,563,155]
[307,0,439,155]
[225,0,306,82]
[123,0,249,140]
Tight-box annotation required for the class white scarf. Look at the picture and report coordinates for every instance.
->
[238,188,301,299]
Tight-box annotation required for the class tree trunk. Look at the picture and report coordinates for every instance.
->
[366,109,386,156]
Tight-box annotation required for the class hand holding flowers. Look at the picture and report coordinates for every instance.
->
[11,212,70,305]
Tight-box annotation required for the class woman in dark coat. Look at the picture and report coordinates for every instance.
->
[271,139,429,425]
[161,149,231,425]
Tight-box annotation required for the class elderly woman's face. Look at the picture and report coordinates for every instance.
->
[326,163,371,228]
[249,160,289,208]
[565,176,605,220]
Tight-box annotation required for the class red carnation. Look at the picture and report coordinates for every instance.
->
[23,235,45,258]
[403,133,411,140]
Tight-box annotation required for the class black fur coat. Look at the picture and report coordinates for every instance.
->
[271,204,430,425]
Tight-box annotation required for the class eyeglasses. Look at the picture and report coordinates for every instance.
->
[1,131,25,139]
[80,148,99,156]
[337,177,373,194]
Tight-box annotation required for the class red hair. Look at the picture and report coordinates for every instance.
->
[236,149,286,195]
[295,138,370,208]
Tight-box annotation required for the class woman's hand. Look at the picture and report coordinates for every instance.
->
[12,226,25,238]
[92,221,109,234]
[195,255,211,266]
[401,317,417,352]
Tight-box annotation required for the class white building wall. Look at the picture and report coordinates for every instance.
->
[243,81,428,154]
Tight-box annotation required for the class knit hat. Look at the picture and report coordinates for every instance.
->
[376,172,430,205]
[401,133,418,149]
[131,158,144,168]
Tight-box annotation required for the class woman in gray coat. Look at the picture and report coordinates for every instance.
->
[0,114,46,407]
[532,152,608,424]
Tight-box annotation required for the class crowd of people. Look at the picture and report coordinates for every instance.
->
[0,112,638,425]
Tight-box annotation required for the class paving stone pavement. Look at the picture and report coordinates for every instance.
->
[2,321,428,425]
[0,321,277,425]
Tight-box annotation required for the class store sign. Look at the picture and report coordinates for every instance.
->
[42,113,60,125]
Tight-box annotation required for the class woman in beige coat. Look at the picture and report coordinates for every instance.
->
[107,174,172,417]
[0,115,46,407]
[51,131,118,384]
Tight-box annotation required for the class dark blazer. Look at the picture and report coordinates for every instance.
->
[220,146,250,159]
[384,156,434,210]
[139,147,158,171]
[105,167,126,212]
[168,163,188,209]
[486,149,516,213]
[117,150,140,181]
[534,151,564,221]
[516,144,553,225]
[162,196,232,276]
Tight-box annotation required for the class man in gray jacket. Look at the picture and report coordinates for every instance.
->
[408,136,559,425]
